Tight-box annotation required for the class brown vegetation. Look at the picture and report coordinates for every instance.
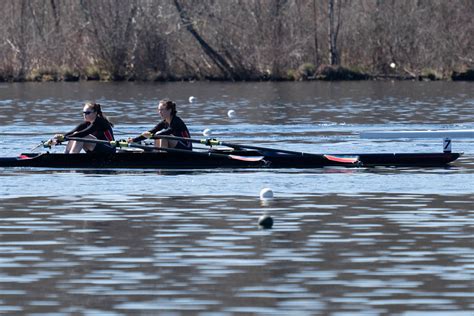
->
[0,0,472,82]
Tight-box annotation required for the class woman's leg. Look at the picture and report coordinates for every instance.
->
[64,141,74,153]
[154,138,177,148]
[82,135,97,152]
[65,135,96,153]
[67,141,84,153]
[154,139,163,147]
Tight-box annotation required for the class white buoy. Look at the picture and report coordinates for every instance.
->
[203,128,212,136]
[390,62,396,69]
[189,96,196,103]
[227,109,236,118]
[259,188,274,200]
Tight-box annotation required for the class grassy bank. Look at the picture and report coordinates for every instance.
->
[1,65,472,83]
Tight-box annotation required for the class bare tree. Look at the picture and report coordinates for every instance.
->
[173,0,241,80]
[312,0,321,66]
[79,0,138,79]
[0,0,472,81]
[327,0,343,65]
[3,0,30,78]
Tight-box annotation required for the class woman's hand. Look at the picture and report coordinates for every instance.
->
[141,131,153,139]
[54,134,65,142]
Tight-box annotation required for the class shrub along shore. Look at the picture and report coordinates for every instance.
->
[1,65,472,83]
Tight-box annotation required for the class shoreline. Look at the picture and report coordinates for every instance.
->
[1,66,472,83]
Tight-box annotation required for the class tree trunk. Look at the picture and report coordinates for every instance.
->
[173,0,238,80]
[312,0,320,66]
[50,0,61,32]
[328,0,338,65]
[270,0,285,78]
[18,0,28,78]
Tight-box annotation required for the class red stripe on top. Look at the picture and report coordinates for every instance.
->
[180,131,192,148]
[104,130,114,141]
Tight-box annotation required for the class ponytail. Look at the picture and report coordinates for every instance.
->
[160,99,177,116]
[85,102,114,127]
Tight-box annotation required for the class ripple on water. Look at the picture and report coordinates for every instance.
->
[1,169,474,312]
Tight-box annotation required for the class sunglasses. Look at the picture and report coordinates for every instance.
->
[83,111,94,115]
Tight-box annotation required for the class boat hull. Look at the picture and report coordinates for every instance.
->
[0,151,462,169]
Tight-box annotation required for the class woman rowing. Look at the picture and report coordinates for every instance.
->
[129,99,192,150]
[54,102,115,153]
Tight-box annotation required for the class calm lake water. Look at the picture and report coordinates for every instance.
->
[0,81,473,315]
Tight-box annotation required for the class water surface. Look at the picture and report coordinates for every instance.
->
[0,81,473,315]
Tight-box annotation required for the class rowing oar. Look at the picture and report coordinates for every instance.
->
[64,137,265,162]
[152,135,359,164]
[30,138,65,151]
[30,141,48,151]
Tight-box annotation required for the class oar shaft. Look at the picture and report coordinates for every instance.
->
[154,135,313,157]
[218,141,307,156]
[65,137,263,162]
[126,142,263,161]
[153,135,358,164]
[152,135,205,145]
[65,136,119,146]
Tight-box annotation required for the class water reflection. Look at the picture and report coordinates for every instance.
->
[1,81,474,314]
[1,81,473,126]
[0,193,473,314]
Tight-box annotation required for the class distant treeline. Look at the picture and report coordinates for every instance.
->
[0,0,473,82]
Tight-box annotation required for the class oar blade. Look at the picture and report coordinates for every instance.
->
[228,155,265,162]
[323,154,359,164]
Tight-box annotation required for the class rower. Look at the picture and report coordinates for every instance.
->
[53,102,115,154]
[128,99,192,150]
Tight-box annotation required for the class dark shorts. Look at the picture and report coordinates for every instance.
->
[88,142,116,154]
[175,140,192,150]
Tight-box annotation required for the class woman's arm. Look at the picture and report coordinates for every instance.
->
[132,121,166,142]
[64,122,91,137]
[65,121,95,138]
